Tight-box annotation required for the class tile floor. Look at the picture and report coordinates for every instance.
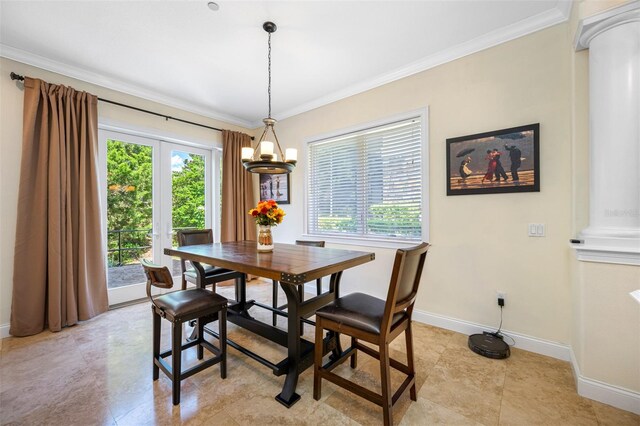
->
[1,280,638,425]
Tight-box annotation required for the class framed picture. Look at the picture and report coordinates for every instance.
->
[259,173,290,204]
[446,123,540,196]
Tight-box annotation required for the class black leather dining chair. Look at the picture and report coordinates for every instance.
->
[313,242,430,426]
[142,259,227,405]
[271,240,325,327]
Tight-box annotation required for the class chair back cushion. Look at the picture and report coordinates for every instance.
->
[141,259,174,290]
[385,242,430,319]
[178,229,214,247]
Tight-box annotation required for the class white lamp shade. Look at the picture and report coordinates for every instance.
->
[241,147,253,160]
[286,148,298,162]
[261,141,274,156]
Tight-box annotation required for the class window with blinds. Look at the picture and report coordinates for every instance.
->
[307,117,424,242]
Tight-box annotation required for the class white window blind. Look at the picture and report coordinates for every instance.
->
[307,117,423,241]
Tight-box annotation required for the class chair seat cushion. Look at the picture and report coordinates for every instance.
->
[315,292,406,335]
[154,288,227,319]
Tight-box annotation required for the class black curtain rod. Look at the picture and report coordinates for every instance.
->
[10,72,253,139]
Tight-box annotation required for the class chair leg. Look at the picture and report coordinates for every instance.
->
[172,321,183,405]
[313,318,324,401]
[197,318,205,360]
[272,279,278,326]
[152,310,161,381]
[380,344,393,426]
[316,278,322,295]
[350,336,358,368]
[219,308,227,379]
[405,321,417,401]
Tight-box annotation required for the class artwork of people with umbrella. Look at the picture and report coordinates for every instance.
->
[446,123,539,195]
[259,173,290,204]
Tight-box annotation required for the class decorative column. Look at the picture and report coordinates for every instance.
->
[575,3,640,265]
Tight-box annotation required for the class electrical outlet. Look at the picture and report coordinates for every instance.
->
[497,291,506,307]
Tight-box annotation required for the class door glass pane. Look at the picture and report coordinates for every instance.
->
[106,139,153,289]
[171,150,206,277]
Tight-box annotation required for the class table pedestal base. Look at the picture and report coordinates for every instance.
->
[275,392,301,408]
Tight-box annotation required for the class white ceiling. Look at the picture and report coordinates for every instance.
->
[0,1,571,128]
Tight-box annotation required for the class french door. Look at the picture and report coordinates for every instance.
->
[99,129,215,305]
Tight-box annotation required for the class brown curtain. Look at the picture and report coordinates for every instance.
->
[221,130,257,242]
[10,77,108,337]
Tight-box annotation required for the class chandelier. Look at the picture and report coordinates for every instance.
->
[242,21,297,174]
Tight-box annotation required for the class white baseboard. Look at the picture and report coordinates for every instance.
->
[412,308,571,361]
[570,348,640,415]
[1,323,10,339]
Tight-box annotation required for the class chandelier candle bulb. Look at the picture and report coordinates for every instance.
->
[272,153,278,162]
[261,141,274,157]
[285,148,298,163]
[241,147,253,161]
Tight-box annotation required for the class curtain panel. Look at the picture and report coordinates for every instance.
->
[10,77,108,337]
[221,130,256,243]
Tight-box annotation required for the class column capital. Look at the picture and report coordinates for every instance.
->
[575,2,640,51]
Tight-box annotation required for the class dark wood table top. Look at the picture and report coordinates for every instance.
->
[165,240,375,284]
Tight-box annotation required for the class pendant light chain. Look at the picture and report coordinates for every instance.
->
[268,32,272,119]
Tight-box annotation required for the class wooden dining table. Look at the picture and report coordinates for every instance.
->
[164,240,375,407]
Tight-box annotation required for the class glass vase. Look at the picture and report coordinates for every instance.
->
[257,225,274,252]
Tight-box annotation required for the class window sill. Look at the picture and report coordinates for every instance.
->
[301,234,423,249]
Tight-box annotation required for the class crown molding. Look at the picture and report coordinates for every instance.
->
[556,0,574,21]
[574,1,640,50]
[269,3,571,126]
[0,44,254,129]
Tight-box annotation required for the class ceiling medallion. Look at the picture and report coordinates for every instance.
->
[242,21,297,175]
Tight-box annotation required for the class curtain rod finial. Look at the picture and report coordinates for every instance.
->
[10,72,25,81]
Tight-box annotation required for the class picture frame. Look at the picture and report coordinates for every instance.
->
[446,123,540,196]
[259,173,290,204]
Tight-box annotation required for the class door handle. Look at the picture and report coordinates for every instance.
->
[151,223,160,238]
[166,223,173,238]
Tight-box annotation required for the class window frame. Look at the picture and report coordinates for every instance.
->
[303,108,429,249]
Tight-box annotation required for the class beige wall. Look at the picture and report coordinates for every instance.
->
[579,0,632,18]
[575,262,640,391]
[274,24,574,344]
[0,57,252,329]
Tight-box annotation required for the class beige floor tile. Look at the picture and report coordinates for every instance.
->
[499,371,598,425]
[400,397,484,426]
[1,279,637,425]
[419,345,507,425]
[590,400,640,426]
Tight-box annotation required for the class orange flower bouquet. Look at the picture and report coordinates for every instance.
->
[248,200,286,227]
[249,200,284,252]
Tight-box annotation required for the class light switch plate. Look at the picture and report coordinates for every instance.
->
[528,223,545,237]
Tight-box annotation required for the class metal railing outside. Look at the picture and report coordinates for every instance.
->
[107,227,200,267]
[107,228,151,267]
